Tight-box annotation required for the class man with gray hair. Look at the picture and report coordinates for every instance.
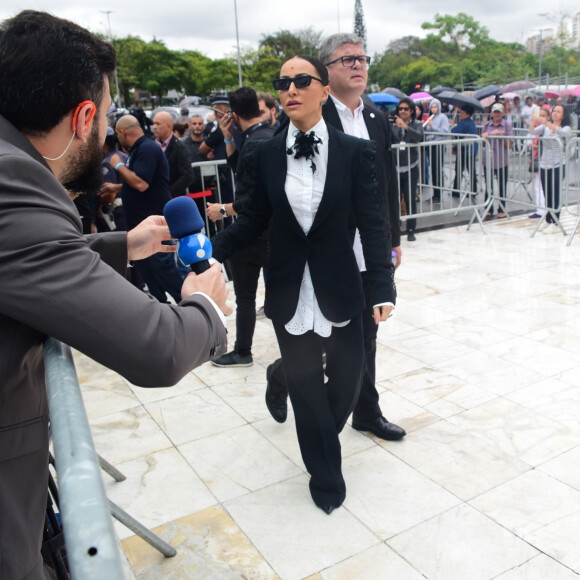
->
[265,33,406,442]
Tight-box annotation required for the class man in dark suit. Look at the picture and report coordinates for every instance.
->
[265,33,406,442]
[0,11,229,578]
[153,111,194,197]
[206,87,275,368]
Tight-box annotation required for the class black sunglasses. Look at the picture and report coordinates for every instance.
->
[272,75,324,91]
[397,106,410,111]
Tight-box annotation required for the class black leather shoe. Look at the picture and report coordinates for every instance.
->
[352,416,406,441]
[265,360,288,423]
[319,504,337,515]
[407,230,416,242]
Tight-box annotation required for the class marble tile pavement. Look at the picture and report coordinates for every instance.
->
[74,211,580,579]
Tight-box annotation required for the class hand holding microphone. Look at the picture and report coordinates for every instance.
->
[164,196,212,274]
[164,196,232,315]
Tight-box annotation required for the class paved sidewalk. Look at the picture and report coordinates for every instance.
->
[76,211,580,579]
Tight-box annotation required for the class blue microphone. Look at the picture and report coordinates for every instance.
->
[164,196,212,274]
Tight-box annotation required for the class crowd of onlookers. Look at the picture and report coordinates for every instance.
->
[388,92,578,234]
[87,88,579,246]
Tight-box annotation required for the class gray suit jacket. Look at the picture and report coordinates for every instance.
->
[0,115,227,579]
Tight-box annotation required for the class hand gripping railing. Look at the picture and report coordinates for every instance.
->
[44,337,125,579]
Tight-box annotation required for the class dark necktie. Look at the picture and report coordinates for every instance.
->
[287,130,322,173]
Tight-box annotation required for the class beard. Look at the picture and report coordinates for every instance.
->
[60,122,104,197]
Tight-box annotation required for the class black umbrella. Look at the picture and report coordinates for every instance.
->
[474,84,502,100]
[437,91,484,112]
[381,87,407,99]
[431,86,457,96]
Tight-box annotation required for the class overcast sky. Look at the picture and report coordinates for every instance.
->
[1,1,576,60]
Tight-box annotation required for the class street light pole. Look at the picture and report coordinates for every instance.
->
[233,0,242,87]
[100,11,122,106]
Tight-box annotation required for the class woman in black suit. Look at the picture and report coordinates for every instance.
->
[211,55,395,513]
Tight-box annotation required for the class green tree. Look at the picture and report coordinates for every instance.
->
[203,58,239,94]
[114,36,148,105]
[259,27,323,60]
[297,26,323,57]
[354,0,367,51]
[181,50,213,96]
[422,13,489,89]
[260,30,303,61]
[129,39,189,101]
[238,46,283,92]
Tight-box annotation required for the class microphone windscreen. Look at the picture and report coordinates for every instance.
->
[164,196,205,238]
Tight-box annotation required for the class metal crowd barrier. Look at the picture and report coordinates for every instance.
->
[482,133,574,237]
[393,135,489,233]
[45,339,177,579]
[402,130,580,244]
[565,137,580,245]
[191,159,237,235]
[44,338,124,579]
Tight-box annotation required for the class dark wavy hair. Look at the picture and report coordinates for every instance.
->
[396,97,416,120]
[551,104,572,128]
[0,10,116,135]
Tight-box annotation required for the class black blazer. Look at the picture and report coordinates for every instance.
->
[323,97,401,248]
[165,135,194,197]
[212,123,395,325]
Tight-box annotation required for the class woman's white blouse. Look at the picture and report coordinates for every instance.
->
[284,119,349,337]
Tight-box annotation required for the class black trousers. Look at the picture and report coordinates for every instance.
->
[540,166,564,223]
[269,273,384,423]
[400,165,419,232]
[353,272,382,422]
[273,313,364,509]
[428,143,445,196]
[230,238,269,356]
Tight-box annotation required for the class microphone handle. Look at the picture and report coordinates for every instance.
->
[190,260,211,274]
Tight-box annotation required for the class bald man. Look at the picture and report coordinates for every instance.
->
[153,111,194,197]
[112,114,184,303]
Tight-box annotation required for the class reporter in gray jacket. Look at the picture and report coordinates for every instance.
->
[0,11,229,579]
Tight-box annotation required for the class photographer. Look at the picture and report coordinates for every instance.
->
[390,97,424,241]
